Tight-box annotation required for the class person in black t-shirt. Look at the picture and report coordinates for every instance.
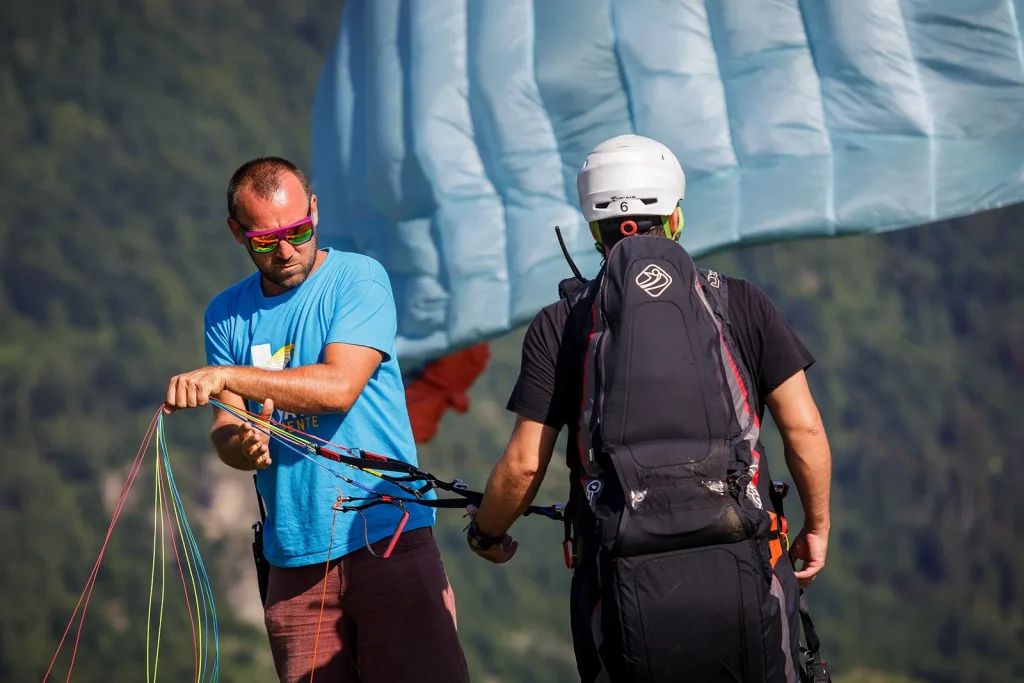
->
[465,135,832,639]
[503,271,817,444]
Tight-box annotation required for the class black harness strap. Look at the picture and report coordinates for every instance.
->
[312,444,564,520]
[251,475,270,607]
[799,590,831,682]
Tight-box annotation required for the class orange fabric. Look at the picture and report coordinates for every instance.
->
[404,343,491,443]
[767,511,784,569]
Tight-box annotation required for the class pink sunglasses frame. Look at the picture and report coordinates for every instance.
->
[244,213,315,252]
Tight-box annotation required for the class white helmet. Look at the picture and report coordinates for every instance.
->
[576,134,686,223]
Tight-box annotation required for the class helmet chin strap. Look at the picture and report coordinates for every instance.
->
[662,206,684,240]
[589,207,684,253]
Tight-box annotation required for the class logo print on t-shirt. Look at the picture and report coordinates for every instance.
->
[250,343,294,371]
[635,264,672,298]
[249,343,316,428]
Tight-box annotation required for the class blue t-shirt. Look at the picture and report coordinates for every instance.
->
[203,247,435,567]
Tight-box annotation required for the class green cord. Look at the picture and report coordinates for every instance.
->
[147,433,159,683]
[165,432,204,682]
[154,446,167,682]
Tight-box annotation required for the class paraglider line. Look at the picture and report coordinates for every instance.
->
[42,407,161,683]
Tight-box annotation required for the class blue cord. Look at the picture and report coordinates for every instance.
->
[158,414,220,682]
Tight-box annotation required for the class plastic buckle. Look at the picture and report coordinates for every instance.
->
[452,479,469,490]
[807,661,831,683]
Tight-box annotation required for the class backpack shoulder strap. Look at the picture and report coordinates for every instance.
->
[697,268,729,324]
[558,276,585,301]
[697,268,760,416]
[563,274,601,308]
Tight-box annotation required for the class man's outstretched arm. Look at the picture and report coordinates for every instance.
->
[765,369,832,586]
[165,342,383,415]
[469,416,561,563]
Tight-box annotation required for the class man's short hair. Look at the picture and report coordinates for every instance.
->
[596,215,670,252]
[227,156,312,221]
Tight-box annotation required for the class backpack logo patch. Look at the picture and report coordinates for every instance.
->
[635,264,673,297]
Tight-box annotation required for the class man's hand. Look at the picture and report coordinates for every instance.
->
[165,366,231,413]
[464,505,518,564]
[238,399,275,470]
[789,526,828,588]
[765,371,832,587]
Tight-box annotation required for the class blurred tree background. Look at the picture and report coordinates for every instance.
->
[1,1,1022,682]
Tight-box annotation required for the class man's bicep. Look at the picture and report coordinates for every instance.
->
[764,371,822,435]
[324,342,384,386]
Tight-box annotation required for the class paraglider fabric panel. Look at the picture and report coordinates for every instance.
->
[310,0,1024,372]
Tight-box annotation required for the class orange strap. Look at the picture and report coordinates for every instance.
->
[767,511,784,569]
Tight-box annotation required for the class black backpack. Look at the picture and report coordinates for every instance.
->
[556,233,830,683]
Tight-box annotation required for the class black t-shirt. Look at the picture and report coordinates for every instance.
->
[506,275,815,459]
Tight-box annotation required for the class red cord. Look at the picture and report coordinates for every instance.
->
[382,511,409,559]
[43,406,162,682]
[217,401,356,456]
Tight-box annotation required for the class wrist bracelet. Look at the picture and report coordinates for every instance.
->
[466,518,503,551]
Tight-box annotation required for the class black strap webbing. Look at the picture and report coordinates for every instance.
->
[251,474,270,607]
[315,446,564,519]
[798,589,831,682]
[254,473,267,524]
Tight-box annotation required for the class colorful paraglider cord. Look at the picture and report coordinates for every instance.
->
[40,400,562,681]
[206,397,565,558]
[42,404,220,683]
[205,398,565,681]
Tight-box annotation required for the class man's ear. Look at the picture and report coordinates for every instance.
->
[227,217,246,246]
[310,194,319,227]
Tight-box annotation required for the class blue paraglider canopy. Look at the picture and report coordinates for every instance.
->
[311,0,1024,375]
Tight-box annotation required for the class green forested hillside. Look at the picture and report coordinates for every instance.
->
[2,2,1023,683]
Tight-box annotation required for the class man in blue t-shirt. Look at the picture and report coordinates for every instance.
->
[164,157,469,683]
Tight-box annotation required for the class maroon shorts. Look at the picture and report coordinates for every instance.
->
[263,526,470,683]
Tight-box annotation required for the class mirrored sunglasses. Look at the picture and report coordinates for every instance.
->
[244,215,315,253]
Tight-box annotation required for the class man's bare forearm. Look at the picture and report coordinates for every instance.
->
[221,365,353,415]
[211,420,255,471]
[474,457,545,537]
[474,419,558,537]
[782,425,832,532]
